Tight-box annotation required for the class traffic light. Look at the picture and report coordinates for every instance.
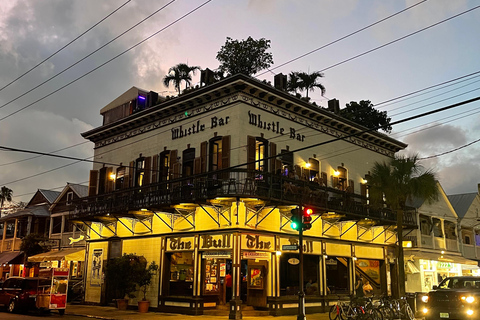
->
[290,208,301,230]
[302,207,313,230]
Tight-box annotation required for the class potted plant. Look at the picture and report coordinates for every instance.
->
[105,253,146,310]
[137,261,159,313]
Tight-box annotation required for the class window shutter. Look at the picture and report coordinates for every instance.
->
[106,167,114,193]
[88,170,98,196]
[194,157,201,175]
[270,142,276,173]
[275,159,282,173]
[361,183,367,198]
[247,136,256,174]
[332,176,339,189]
[348,179,354,193]
[200,141,207,173]
[127,161,135,187]
[151,154,158,184]
[169,150,178,180]
[144,156,151,185]
[221,135,231,178]
[172,162,181,179]
[321,172,327,187]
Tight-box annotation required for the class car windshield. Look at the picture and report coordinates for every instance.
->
[438,278,480,289]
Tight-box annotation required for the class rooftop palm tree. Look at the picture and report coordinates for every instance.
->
[286,71,301,94]
[369,155,438,297]
[163,63,200,95]
[297,71,325,98]
[0,186,13,209]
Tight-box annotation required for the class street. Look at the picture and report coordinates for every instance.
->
[0,311,72,319]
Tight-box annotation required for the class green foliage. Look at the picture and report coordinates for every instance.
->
[339,100,392,133]
[105,253,148,299]
[286,71,301,94]
[216,36,273,76]
[369,154,438,210]
[296,71,325,98]
[137,261,158,301]
[20,233,50,257]
[163,63,200,94]
[0,186,13,208]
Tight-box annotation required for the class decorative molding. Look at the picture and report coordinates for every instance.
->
[93,92,395,157]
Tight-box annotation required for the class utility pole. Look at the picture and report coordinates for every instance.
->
[297,204,306,320]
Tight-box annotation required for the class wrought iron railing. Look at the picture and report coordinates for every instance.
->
[70,169,417,227]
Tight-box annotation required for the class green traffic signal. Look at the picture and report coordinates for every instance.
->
[290,208,300,230]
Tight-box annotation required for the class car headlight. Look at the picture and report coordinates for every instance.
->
[461,296,475,303]
[421,295,429,303]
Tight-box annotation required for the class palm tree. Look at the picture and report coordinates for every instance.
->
[286,71,301,94]
[163,63,200,95]
[0,186,13,208]
[297,71,325,98]
[369,155,438,297]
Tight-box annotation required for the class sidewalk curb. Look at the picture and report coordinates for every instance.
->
[66,313,116,320]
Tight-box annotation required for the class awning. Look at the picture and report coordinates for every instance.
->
[28,248,85,262]
[405,260,420,274]
[406,250,479,266]
[0,251,23,265]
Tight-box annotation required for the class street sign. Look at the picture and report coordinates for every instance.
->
[282,244,298,250]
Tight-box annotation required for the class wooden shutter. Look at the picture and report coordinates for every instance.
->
[332,176,339,189]
[247,136,256,174]
[151,155,158,184]
[221,135,231,178]
[127,161,135,188]
[169,150,178,180]
[200,141,207,173]
[172,162,181,179]
[348,179,354,193]
[144,156,151,185]
[321,172,327,187]
[88,170,98,197]
[270,142,277,173]
[194,157,201,175]
[361,183,367,198]
[106,167,114,193]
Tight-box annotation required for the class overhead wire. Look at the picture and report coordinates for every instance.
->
[0,0,132,93]
[256,0,429,77]
[0,0,176,113]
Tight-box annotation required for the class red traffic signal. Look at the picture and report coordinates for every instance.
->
[302,207,313,230]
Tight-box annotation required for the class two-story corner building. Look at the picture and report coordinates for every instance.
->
[28,184,88,283]
[448,184,480,265]
[0,189,59,280]
[71,73,414,316]
[404,183,479,296]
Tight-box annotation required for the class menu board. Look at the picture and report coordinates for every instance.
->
[204,258,219,293]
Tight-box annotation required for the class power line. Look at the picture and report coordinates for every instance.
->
[0,0,176,113]
[374,70,480,107]
[316,5,480,74]
[257,0,428,77]
[0,0,132,93]
[419,138,480,160]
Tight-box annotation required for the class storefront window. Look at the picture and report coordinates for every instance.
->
[204,258,220,294]
[325,256,350,294]
[279,253,320,296]
[169,252,194,296]
[355,259,381,295]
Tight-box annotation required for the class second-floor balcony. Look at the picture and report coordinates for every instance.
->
[70,169,417,228]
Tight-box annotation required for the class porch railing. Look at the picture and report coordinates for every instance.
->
[70,169,416,227]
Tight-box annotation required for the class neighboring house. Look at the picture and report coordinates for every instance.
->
[404,182,478,294]
[0,189,60,279]
[71,74,410,316]
[28,183,88,279]
[448,184,480,263]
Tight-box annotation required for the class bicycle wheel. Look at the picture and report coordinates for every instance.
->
[329,305,339,320]
[404,303,414,320]
[366,308,383,320]
[377,306,394,320]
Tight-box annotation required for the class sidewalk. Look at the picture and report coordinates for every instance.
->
[65,304,331,320]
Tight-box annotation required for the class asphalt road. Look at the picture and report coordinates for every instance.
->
[0,311,70,319]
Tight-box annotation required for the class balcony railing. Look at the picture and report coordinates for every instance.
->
[70,170,416,227]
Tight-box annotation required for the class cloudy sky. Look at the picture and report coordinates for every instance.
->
[1,0,479,204]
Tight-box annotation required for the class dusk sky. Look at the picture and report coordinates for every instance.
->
[1,0,479,204]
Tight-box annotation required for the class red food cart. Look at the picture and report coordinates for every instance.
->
[36,268,69,315]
